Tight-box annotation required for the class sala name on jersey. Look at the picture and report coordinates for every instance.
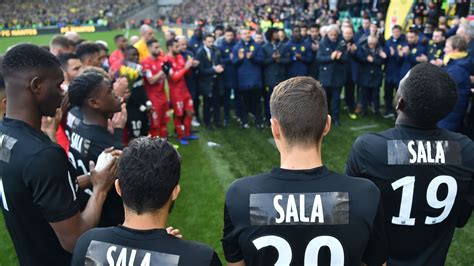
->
[408,140,445,164]
[274,194,324,224]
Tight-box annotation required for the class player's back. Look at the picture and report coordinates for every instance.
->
[72,226,222,266]
[223,166,387,265]
[347,124,474,265]
[0,117,79,265]
[69,121,124,227]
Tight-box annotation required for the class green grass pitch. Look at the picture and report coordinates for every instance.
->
[0,29,472,265]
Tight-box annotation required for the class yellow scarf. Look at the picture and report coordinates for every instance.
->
[443,51,468,65]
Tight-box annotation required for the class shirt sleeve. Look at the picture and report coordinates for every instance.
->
[209,251,223,266]
[23,147,80,222]
[71,230,93,266]
[362,194,388,265]
[346,136,368,177]
[222,202,243,263]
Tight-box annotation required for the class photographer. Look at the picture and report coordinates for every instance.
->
[357,36,387,116]
[317,24,348,126]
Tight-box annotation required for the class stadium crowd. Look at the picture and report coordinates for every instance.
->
[0,0,154,29]
[0,0,473,265]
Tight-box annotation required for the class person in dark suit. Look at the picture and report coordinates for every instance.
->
[196,34,225,130]
[232,28,265,129]
[383,25,407,118]
[357,36,387,116]
[317,25,348,126]
[262,27,290,124]
[217,28,239,126]
[341,26,359,119]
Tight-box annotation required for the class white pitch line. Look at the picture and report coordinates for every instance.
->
[349,124,379,131]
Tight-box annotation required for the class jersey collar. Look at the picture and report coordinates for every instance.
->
[270,166,330,181]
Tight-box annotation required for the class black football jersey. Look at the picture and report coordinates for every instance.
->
[69,121,124,227]
[346,124,474,265]
[222,166,388,265]
[72,225,222,266]
[0,118,80,265]
[65,106,83,141]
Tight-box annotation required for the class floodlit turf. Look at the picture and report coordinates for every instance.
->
[0,30,472,265]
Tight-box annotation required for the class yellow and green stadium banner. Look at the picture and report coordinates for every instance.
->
[384,0,415,40]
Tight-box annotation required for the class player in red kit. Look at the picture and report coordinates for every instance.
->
[142,38,169,138]
[164,39,198,145]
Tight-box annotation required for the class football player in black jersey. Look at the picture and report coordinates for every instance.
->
[72,137,222,265]
[68,72,127,226]
[0,44,118,265]
[222,77,387,265]
[346,63,474,265]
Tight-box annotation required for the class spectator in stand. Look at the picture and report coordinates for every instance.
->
[357,35,387,116]
[278,29,289,44]
[254,32,265,45]
[436,35,472,132]
[413,0,428,21]
[50,35,75,56]
[109,34,128,74]
[317,25,348,126]
[232,28,265,129]
[134,24,155,62]
[355,17,370,44]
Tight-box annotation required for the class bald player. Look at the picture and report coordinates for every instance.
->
[134,24,155,62]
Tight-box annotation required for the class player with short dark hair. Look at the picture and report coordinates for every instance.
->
[0,43,117,265]
[68,72,127,227]
[57,53,83,89]
[346,63,474,265]
[72,137,222,266]
[76,42,101,67]
[165,38,195,144]
[223,76,388,265]
[110,34,128,73]
[142,38,168,137]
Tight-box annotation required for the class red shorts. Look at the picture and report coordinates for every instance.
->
[171,95,193,117]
